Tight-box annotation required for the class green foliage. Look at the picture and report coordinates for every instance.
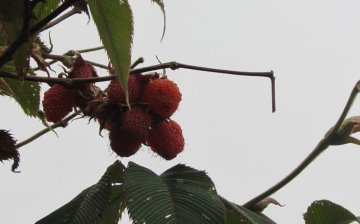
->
[33,0,61,23]
[303,200,360,224]
[0,2,30,76]
[97,161,127,224]
[151,0,166,40]
[36,161,123,224]
[225,207,276,224]
[124,162,225,224]
[88,0,133,103]
[0,64,40,117]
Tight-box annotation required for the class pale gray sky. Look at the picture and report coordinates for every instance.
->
[2,1,360,223]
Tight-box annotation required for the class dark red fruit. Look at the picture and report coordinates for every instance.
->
[69,56,97,79]
[121,106,151,137]
[0,130,19,172]
[146,120,184,160]
[42,84,77,122]
[107,74,143,104]
[109,126,142,157]
[141,78,182,117]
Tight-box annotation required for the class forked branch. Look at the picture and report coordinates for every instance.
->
[243,80,360,210]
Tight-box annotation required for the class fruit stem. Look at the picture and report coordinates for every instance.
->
[16,112,78,149]
[243,80,360,210]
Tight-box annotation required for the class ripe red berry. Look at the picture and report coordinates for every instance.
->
[107,74,143,104]
[146,120,184,160]
[69,56,97,79]
[141,78,182,117]
[109,126,142,157]
[42,84,77,122]
[121,106,151,137]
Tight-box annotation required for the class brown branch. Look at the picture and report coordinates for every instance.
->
[131,62,276,112]
[41,8,82,32]
[0,0,78,67]
[16,112,78,149]
[2,61,276,110]
[243,80,360,210]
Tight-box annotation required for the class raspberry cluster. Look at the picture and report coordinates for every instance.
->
[42,55,185,160]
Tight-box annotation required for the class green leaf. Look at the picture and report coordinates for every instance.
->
[124,162,225,224]
[0,0,33,76]
[97,185,126,224]
[225,206,276,224]
[88,0,133,101]
[304,200,360,224]
[97,161,127,224]
[35,161,124,224]
[33,0,61,23]
[0,64,40,117]
[150,0,166,40]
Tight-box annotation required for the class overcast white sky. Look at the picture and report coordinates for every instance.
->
[2,0,360,223]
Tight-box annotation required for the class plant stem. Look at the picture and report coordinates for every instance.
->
[0,0,78,67]
[219,195,259,223]
[41,8,82,32]
[243,81,360,210]
[16,112,78,149]
[131,61,276,112]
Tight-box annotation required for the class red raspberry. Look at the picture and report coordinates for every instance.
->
[42,84,77,122]
[141,78,182,117]
[107,74,143,104]
[69,56,97,79]
[109,126,142,157]
[146,120,184,160]
[121,106,151,137]
[0,130,19,172]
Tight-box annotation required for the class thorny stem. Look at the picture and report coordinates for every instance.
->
[243,81,360,210]
[16,112,78,149]
[0,0,78,67]
[41,8,82,32]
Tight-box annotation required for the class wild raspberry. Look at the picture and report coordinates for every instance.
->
[109,126,142,157]
[42,84,77,122]
[141,78,182,117]
[0,130,19,172]
[121,106,151,137]
[107,74,143,104]
[146,120,184,160]
[69,56,97,79]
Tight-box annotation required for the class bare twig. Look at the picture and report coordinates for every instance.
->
[131,61,276,112]
[77,46,104,54]
[33,46,105,71]
[41,8,82,31]
[0,0,78,67]
[131,57,144,69]
[243,80,360,210]
[16,112,78,149]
